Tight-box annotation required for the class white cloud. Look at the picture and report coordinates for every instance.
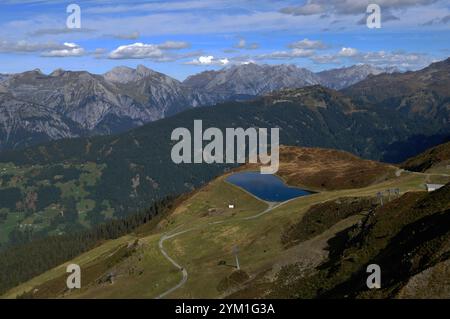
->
[309,46,431,70]
[0,40,67,53]
[29,28,94,36]
[312,54,341,64]
[158,41,190,50]
[288,38,327,50]
[240,60,256,65]
[105,31,140,40]
[1,0,447,45]
[75,11,319,38]
[233,38,260,50]
[257,48,315,60]
[354,50,430,68]
[280,0,440,16]
[339,47,359,57]
[422,13,450,25]
[109,43,163,59]
[85,0,225,14]
[199,56,214,64]
[186,55,230,65]
[41,42,85,57]
[281,3,324,16]
[0,40,86,57]
[108,41,190,60]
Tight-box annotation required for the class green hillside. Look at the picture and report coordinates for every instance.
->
[0,86,447,247]
[262,184,450,299]
[2,146,449,299]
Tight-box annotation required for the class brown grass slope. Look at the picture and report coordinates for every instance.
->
[244,145,398,191]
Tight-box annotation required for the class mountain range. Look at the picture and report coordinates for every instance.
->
[0,58,449,296]
[317,64,397,89]
[0,61,448,247]
[0,62,396,151]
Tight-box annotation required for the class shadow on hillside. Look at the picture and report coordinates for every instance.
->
[382,134,450,163]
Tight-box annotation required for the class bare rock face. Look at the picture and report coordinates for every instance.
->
[104,65,161,84]
[184,63,321,97]
[183,62,396,99]
[316,64,396,90]
[0,65,219,151]
[0,91,78,150]
[0,60,426,152]
[0,74,10,83]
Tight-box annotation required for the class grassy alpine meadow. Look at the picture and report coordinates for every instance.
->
[4,156,446,299]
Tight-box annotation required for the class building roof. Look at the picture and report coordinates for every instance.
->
[425,183,445,191]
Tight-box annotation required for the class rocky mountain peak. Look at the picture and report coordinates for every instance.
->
[50,68,65,77]
[316,64,397,89]
[136,64,156,77]
[183,62,320,96]
[104,65,161,83]
[103,66,137,83]
[1,57,447,153]
[32,68,44,74]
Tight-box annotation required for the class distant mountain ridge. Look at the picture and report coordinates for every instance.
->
[344,57,450,122]
[183,62,395,94]
[0,65,217,150]
[317,64,397,89]
[0,59,445,151]
[183,63,320,96]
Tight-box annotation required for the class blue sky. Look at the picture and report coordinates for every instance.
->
[0,0,449,80]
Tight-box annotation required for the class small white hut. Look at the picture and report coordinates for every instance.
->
[425,184,445,192]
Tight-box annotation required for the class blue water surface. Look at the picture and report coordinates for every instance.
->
[226,171,312,202]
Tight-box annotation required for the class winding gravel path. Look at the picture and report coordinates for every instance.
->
[155,169,449,298]
[154,200,286,299]
[155,229,192,299]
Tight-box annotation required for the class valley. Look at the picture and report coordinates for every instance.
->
[0,59,448,300]
[2,146,449,299]
[1,72,448,248]
[1,0,449,307]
